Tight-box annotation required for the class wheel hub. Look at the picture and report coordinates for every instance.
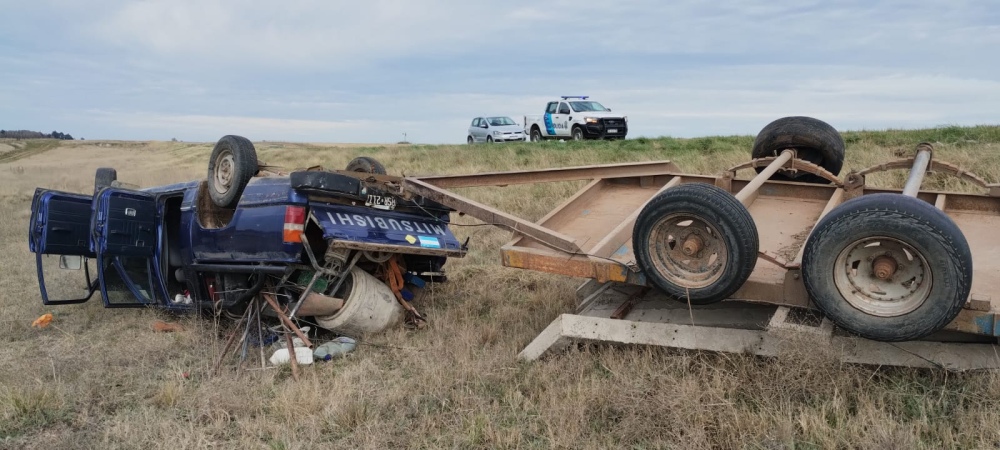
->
[649,214,727,289]
[214,151,235,194]
[833,236,931,317]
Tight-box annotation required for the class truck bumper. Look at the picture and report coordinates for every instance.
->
[582,120,628,139]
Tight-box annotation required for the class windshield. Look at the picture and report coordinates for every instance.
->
[487,117,517,126]
[569,101,609,112]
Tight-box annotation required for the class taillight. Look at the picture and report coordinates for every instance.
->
[283,206,306,243]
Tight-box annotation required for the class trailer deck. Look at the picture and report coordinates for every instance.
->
[400,147,1000,369]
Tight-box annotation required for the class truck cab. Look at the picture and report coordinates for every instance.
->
[523,96,628,141]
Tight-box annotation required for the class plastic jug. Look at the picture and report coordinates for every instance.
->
[313,337,357,361]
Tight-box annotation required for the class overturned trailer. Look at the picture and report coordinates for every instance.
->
[400,117,1000,370]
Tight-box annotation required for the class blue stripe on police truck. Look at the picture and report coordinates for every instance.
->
[325,212,448,236]
[543,113,555,136]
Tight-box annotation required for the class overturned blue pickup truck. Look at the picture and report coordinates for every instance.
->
[28,135,466,335]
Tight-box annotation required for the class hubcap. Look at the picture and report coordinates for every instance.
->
[213,150,235,195]
[832,236,931,317]
[648,213,728,289]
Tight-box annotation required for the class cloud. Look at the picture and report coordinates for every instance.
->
[1,0,997,143]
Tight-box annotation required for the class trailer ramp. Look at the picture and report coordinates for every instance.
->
[520,281,1000,371]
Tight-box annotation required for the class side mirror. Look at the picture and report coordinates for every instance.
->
[607,108,612,112]
[482,124,489,128]
[59,255,83,270]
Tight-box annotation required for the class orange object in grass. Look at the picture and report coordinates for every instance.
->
[31,313,53,328]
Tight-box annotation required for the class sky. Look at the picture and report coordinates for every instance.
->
[1,0,998,144]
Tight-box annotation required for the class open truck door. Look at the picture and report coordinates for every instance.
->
[28,189,100,305]
[91,188,169,307]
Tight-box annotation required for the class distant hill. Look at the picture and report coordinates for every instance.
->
[0,129,74,140]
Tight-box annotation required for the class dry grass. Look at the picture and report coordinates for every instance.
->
[2,129,1000,449]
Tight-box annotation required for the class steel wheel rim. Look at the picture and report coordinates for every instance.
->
[647,213,728,289]
[832,236,932,317]
[213,149,235,195]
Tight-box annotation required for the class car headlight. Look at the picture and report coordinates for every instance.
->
[585,117,598,124]
[492,130,500,136]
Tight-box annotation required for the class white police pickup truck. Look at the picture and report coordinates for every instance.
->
[523,96,628,141]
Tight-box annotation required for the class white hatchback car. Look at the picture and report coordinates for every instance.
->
[467,116,526,144]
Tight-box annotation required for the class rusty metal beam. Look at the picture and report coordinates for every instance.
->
[500,246,643,285]
[404,178,583,253]
[735,150,795,207]
[410,161,681,188]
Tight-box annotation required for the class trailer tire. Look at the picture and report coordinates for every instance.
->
[346,156,387,175]
[530,127,542,142]
[207,135,258,209]
[751,116,845,184]
[801,194,972,342]
[633,183,758,304]
[94,167,117,195]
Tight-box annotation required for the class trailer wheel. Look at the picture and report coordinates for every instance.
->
[94,167,117,195]
[207,135,258,209]
[633,183,759,304]
[801,194,972,341]
[530,127,542,142]
[346,156,387,175]
[752,116,845,184]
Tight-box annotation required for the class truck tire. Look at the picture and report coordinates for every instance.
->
[801,194,972,341]
[94,167,117,195]
[751,116,845,184]
[571,127,584,141]
[633,183,759,304]
[207,135,258,209]
[530,127,542,142]
[346,156,387,175]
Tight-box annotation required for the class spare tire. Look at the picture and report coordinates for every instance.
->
[751,116,845,184]
[346,156,387,175]
[207,135,258,209]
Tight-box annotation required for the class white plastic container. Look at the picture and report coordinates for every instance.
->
[315,267,403,336]
[269,346,314,366]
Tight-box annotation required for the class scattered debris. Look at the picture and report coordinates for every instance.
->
[314,337,357,361]
[152,320,184,333]
[31,313,53,328]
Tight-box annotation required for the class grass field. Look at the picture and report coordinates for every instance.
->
[3,126,1000,449]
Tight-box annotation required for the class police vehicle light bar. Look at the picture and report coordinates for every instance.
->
[560,95,589,100]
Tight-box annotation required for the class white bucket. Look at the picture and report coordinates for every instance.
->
[315,267,403,336]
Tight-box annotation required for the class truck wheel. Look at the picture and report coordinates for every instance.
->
[633,183,759,304]
[346,156,387,175]
[207,135,258,209]
[751,116,845,184]
[801,194,972,341]
[530,127,542,142]
[94,167,117,195]
[572,127,584,141]
[467,136,474,145]
[486,136,494,144]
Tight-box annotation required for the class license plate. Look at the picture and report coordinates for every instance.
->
[607,128,618,134]
[365,194,397,210]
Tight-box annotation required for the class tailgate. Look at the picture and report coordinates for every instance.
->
[310,203,466,257]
